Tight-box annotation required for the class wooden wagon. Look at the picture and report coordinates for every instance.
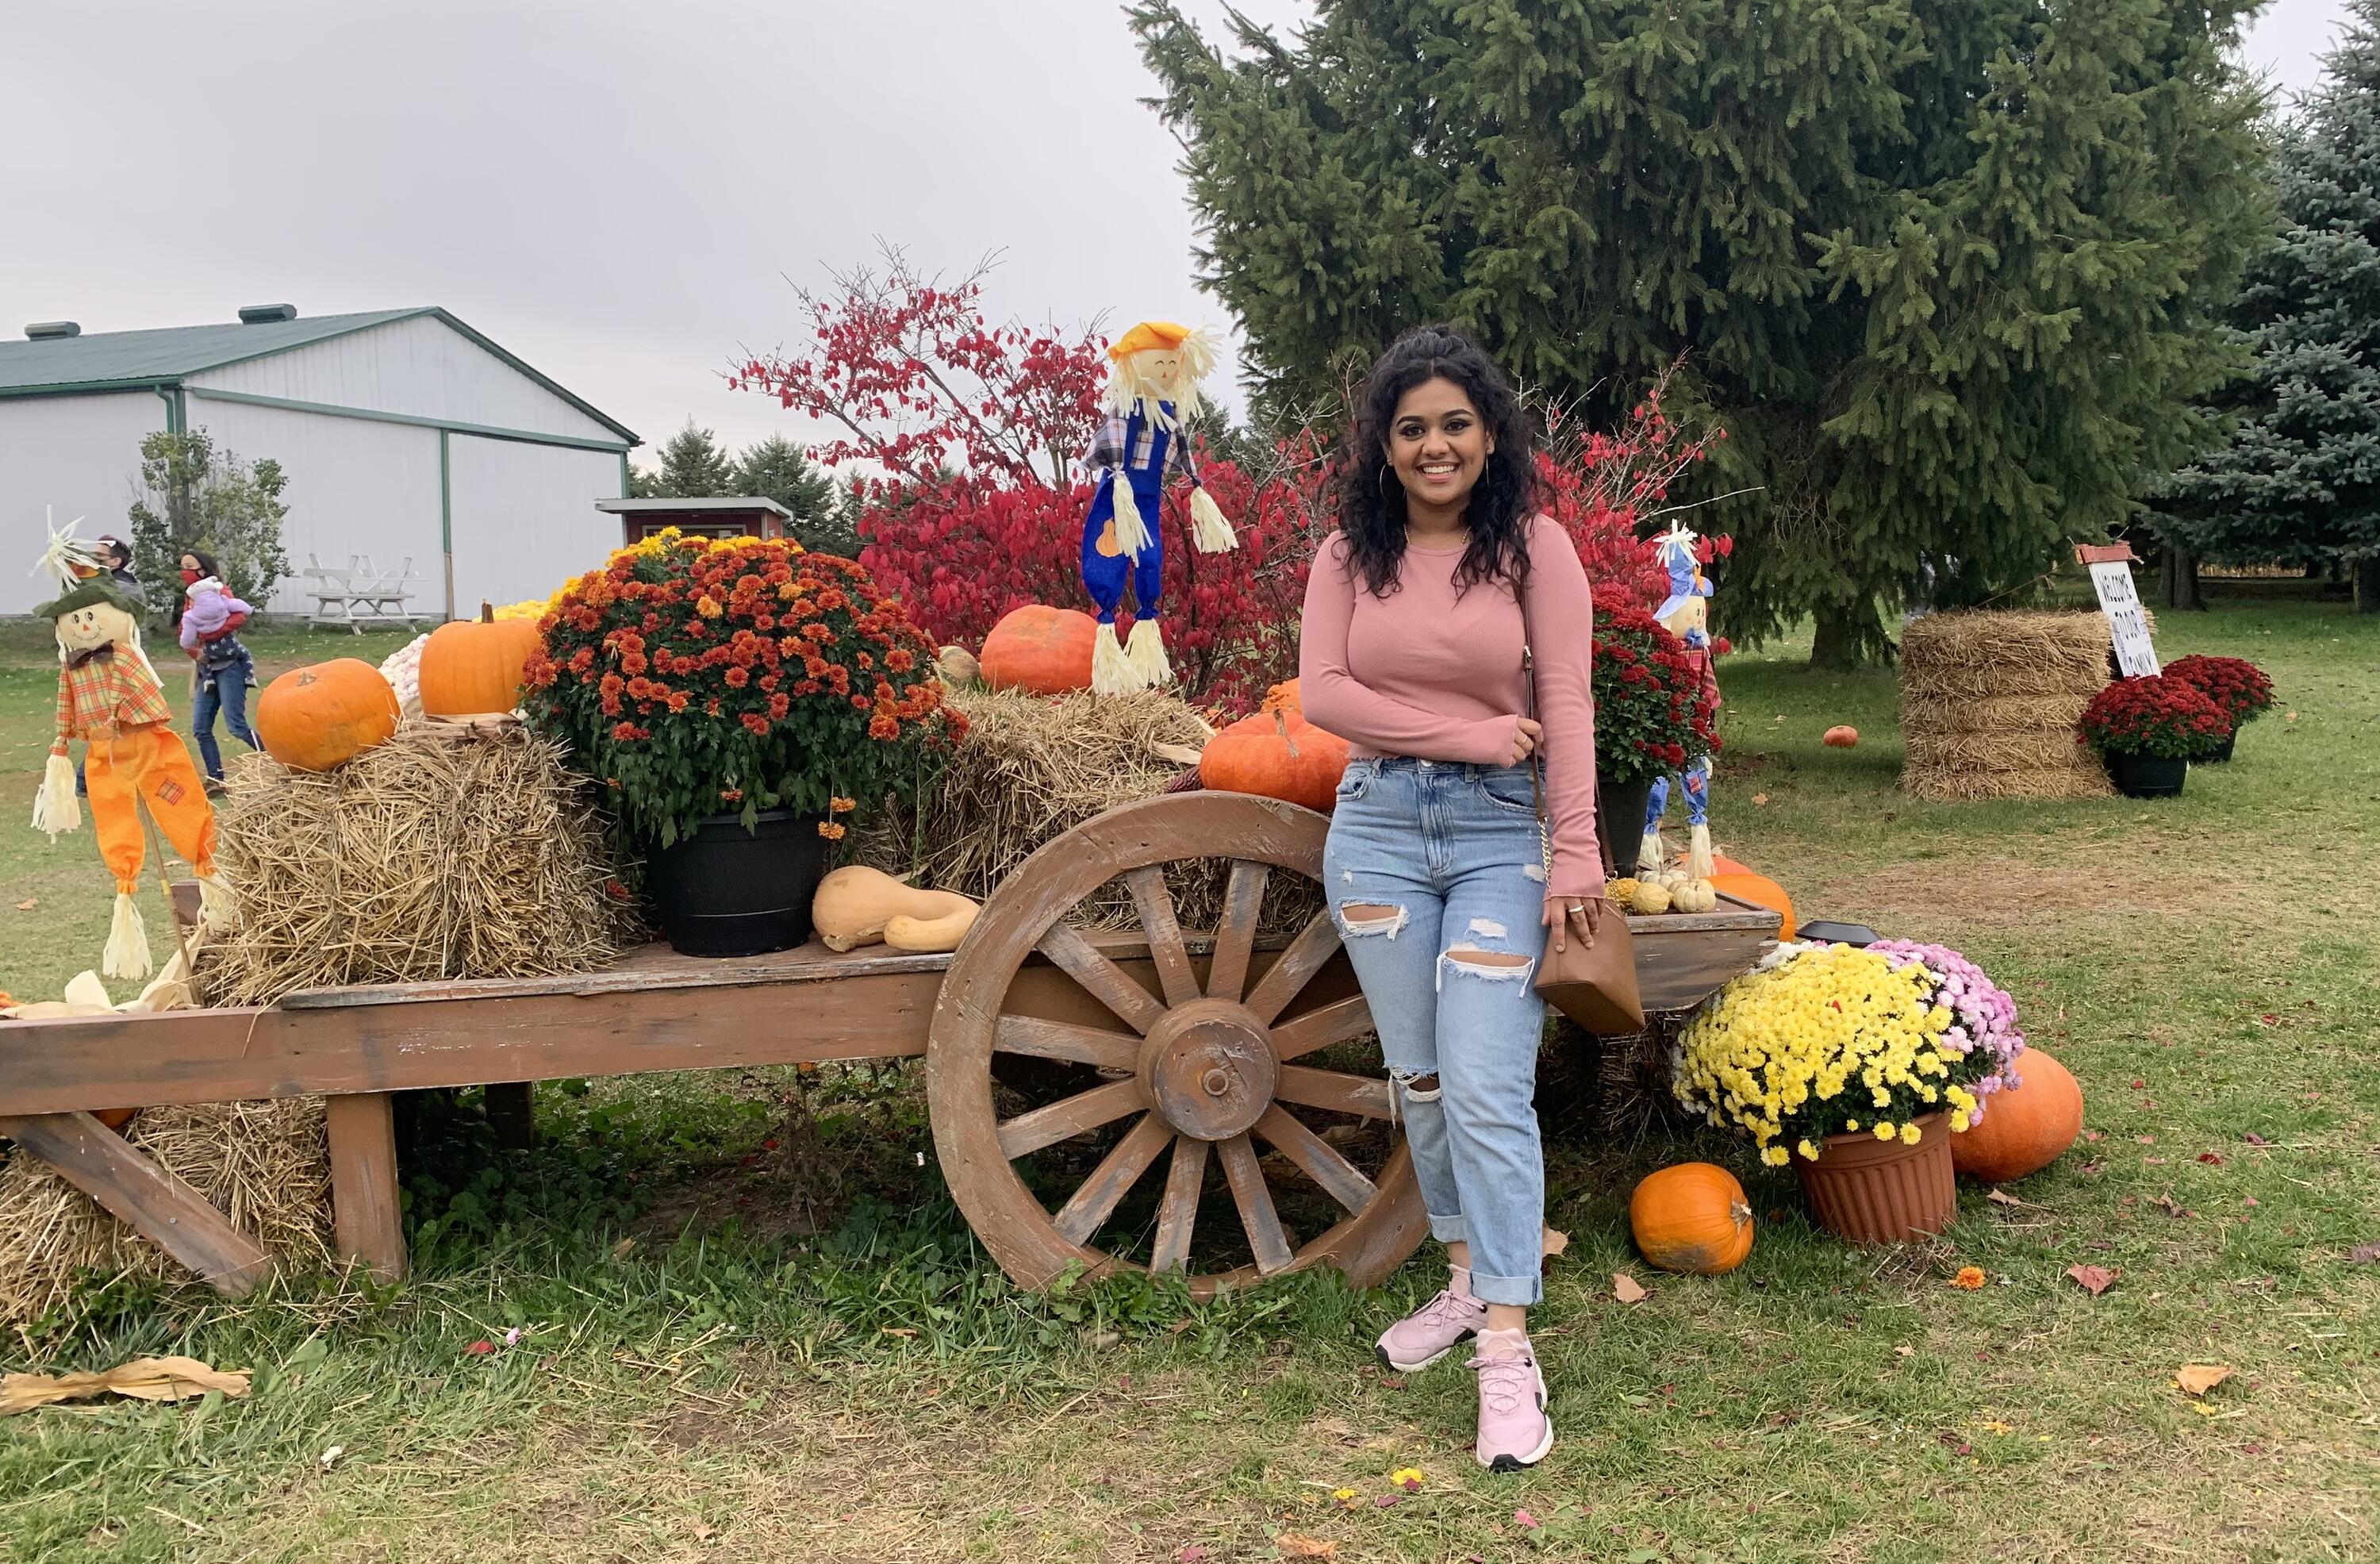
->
[0,794,1778,1300]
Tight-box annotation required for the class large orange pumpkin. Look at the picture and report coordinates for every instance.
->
[1199,681,1350,813]
[1629,1162,1756,1275]
[418,608,543,717]
[255,659,401,771]
[1709,870,1796,940]
[979,605,1098,694]
[1952,1045,2085,1183]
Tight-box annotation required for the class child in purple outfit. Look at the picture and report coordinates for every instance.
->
[175,550,259,786]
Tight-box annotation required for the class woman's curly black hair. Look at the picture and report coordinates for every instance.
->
[1334,324,1540,598]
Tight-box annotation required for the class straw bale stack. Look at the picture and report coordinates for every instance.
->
[0,1100,330,1328]
[857,688,1310,931]
[202,724,628,1005]
[1898,611,2117,801]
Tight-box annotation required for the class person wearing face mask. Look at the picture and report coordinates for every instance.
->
[175,550,259,790]
[1298,325,1604,1473]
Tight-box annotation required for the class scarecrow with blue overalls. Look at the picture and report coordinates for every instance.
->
[1079,321,1238,692]
[1640,523,1724,881]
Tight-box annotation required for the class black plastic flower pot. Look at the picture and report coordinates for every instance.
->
[644,809,827,957]
[1596,770,1656,878]
[2105,752,2187,799]
[2194,730,2236,764]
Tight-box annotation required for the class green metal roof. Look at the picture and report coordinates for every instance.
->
[0,307,638,444]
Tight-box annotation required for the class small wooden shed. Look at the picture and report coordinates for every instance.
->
[594,497,793,547]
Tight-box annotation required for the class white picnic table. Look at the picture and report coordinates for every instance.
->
[304,555,422,632]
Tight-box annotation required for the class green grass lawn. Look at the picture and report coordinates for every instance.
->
[2,595,2376,1563]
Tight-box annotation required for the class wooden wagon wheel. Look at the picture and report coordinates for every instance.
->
[926,792,1426,1297]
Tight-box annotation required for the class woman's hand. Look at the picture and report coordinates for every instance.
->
[1506,716,1544,767]
[1543,894,1603,954]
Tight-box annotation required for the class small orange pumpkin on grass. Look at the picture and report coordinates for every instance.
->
[1628,1162,1755,1275]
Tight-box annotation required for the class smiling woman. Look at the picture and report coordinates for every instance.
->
[1298,325,1606,1473]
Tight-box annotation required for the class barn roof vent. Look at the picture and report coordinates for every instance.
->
[237,303,298,324]
[24,321,81,340]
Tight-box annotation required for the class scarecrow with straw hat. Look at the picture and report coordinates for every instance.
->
[27,517,230,979]
[1078,321,1238,692]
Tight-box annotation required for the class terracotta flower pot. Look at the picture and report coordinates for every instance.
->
[1793,1112,1956,1244]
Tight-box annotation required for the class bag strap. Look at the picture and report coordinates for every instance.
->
[1518,562,1615,887]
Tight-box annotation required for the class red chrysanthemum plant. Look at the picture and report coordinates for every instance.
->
[1591,605,1722,786]
[523,530,966,850]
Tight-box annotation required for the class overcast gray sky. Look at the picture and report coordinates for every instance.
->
[0,1,2357,462]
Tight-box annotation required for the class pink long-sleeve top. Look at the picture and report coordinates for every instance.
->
[1299,516,1603,898]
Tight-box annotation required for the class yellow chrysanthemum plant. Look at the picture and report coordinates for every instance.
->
[1672,940,2026,1165]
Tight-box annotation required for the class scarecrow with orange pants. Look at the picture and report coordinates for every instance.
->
[30,552,232,980]
[1079,321,1238,692]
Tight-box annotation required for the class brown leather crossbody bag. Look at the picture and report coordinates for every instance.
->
[1521,640,1645,1036]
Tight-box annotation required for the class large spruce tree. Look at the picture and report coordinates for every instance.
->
[2152,0,2380,613]
[1132,1,2273,662]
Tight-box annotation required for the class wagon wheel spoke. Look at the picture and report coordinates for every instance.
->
[1253,1104,1377,1215]
[1269,994,1374,1063]
[1149,1135,1210,1275]
[1216,1132,1296,1274]
[1242,911,1342,1026]
[997,1077,1146,1159]
[1123,865,1201,1008]
[1204,859,1270,1002]
[993,1015,1139,1071]
[1036,922,1166,1034]
[1273,1064,1394,1120]
[1051,1113,1175,1245]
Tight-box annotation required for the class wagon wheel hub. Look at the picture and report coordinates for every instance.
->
[1138,998,1277,1141]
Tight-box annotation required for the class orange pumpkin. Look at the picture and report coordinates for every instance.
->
[255,659,401,770]
[1952,1046,2085,1183]
[1709,870,1796,940]
[1629,1162,1755,1275]
[418,609,543,717]
[1822,724,1860,747]
[1199,682,1351,813]
[979,605,1098,694]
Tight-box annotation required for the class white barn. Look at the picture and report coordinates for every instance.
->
[0,305,639,619]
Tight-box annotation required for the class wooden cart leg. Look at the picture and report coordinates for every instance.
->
[483,1082,536,1150]
[324,1093,408,1282]
[0,1112,273,1297]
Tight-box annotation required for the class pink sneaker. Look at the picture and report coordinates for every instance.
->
[1468,1328,1553,1471]
[1374,1273,1489,1372]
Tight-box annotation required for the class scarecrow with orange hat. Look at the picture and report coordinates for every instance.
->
[1079,321,1238,692]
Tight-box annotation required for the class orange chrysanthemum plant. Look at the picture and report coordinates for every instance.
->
[524,530,966,848]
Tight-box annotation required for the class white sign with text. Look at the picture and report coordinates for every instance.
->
[2088,560,2159,677]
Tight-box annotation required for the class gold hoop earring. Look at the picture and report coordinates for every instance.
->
[1379,463,1397,490]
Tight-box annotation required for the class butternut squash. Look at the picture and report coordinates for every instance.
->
[812,866,981,953]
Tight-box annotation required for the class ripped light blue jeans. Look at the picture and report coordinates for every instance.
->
[1324,756,1548,1306]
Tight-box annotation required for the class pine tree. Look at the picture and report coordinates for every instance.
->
[2152,0,2380,613]
[1132,0,2274,663]
[634,421,739,499]
[733,435,857,555]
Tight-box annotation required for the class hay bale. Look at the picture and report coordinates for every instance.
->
[0,1100,329,1328]
[1898,610,2116,802]
[202,725,627,1005]
[857,689,1311,931]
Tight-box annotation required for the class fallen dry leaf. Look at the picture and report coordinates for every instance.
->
[1751,792,1771,806]
[1985,1189,2031,1208]
[2242,1131,2271,1147]
[1613,1273,1650,1305]
[1,1356,249,1416]
[1176,1547,1210,1563]
[2066,1264,2115,1297]
[1277,1535,1338,1559]
[2198,1152,2225,1165]
[2175,1364,2234,1397]
[1894,1345,1916,1358]
[2158,1192,2188,1218]
[12,898,35,912]
[2347,1243,2380,1266]
[1513,1508,1541,1530]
